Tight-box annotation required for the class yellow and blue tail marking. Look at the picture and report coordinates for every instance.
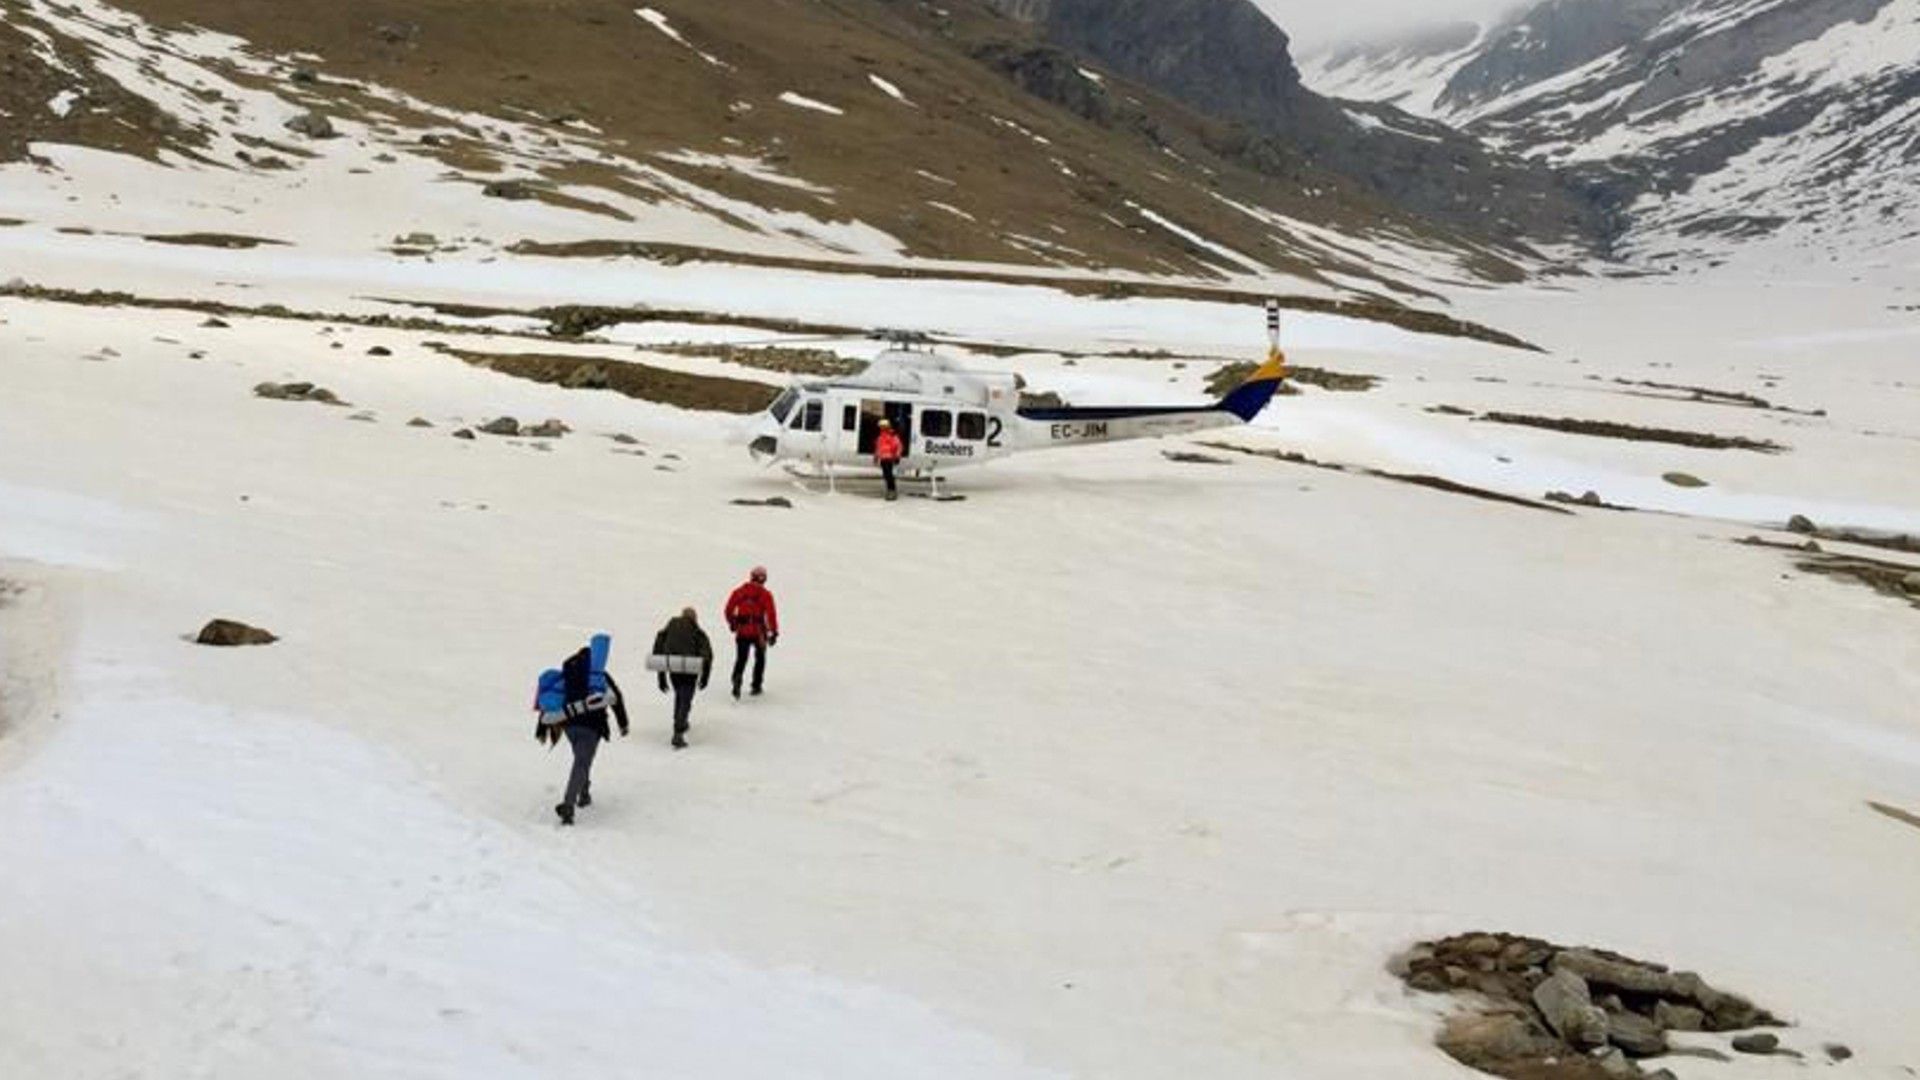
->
[1219,347,1289,423]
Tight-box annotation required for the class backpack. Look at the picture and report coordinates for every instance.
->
[533,633,613,723]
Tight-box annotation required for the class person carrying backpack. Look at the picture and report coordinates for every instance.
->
[874,418,904,501]
[533,633,629,826]
[724,566,779,699]
[651,607,714,749]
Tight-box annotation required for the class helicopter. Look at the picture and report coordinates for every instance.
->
[744,299,1290,488]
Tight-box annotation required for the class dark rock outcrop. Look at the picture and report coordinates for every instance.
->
[194,619,277,646]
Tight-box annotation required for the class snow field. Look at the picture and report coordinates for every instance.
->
[2,280,1918,1077]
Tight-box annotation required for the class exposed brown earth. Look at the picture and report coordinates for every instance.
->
[1868,801,1920,832]
[436,346,780,414]
[1205,360,1379,396]
[1603,377,1824,417]
[1198,441,1573,515]
[142,232,290,249]
[78,0,1540,292]
[0,12,186,164]
[1474,412,1787,453]
[1736,535,1920,613]
[504,240,1538,350]
[656,344,866,379]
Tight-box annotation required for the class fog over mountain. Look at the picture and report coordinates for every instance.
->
[1250,0,1519,48]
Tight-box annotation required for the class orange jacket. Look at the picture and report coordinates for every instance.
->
[874,430,904,464]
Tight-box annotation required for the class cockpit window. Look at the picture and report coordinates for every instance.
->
[800,399,823,432]
[769,389,799,424]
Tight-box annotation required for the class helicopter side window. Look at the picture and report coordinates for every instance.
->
[922,409,953,438]
[842,405,857,432]
[801,399,824,432]
[769,389,798,424]
[957,412,987,440]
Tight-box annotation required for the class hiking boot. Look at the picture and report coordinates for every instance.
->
[731,683,741,700]
[555,803,574,826]
[671,735,688,750]
[576,789,592,809]
[750,686,763,696]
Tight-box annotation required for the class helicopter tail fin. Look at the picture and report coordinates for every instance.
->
[1218,346,1289,423]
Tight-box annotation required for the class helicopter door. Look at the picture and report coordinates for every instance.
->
[857,399,913,457]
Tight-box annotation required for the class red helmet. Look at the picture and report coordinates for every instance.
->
[750,566,768,583]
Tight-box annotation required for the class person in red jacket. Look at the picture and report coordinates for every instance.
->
[724,565,779,699]
[874,418,905,501]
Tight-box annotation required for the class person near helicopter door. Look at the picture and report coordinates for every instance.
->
[874,418,904,501]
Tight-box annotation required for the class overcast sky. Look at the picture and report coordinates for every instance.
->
[1250,0,1520,52]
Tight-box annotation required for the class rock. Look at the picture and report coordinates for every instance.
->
[1787,513,1817,534]
[1901,571,1920,595]
[289,68,319,84]
[201,317,230,329]
[1652,1001,1707,1032]
[730,497,794,509]
[407,417,434,428]
[1645,1071,1678,1080]
[348,411,377,422]
[1605,1010,1668,1057]
[452,428,476,440]
[1436,1012,1559,1068]
[2,277,26,290]
[1802,541,1823,553]
[1662,471,1708,488]
[1532,969,1609,1048]
[609,432,640,445]
[478,417,520,436]
[1551,950,1773,1029]
[284,110,337,139]
[253,381,290,399]
[482,180,536,200]
[1732,1032,1780,1055]
[367,346,392,357]
[195,619,277,647]
[397,232,437,246]
[307,387,342,405]
[525,418,570,438]
[1580,490,1603,507]
[1825,1043,1853,1062]
[1593,1046,1634,1077]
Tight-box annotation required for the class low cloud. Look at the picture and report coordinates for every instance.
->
[1253,0,1521,51]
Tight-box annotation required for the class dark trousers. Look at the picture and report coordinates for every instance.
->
[880,459,897,496]
[670,673,698,735]
[731,636,766,693]
[562,723,599,808]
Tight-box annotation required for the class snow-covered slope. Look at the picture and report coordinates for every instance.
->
[1302,0,1920,263]
[5,238,1920,1079]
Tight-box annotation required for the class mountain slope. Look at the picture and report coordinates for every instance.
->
[0,0,1575,302]
[1302,0,1920,260]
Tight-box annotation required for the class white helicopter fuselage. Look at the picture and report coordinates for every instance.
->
[745,307,1290,480]
[746,355,1247,478]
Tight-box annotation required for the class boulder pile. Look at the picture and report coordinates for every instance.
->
[254,381,345,405]
[1396,933,1786,1079]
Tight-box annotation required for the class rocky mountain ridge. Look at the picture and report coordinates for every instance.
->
[1302,0,1920,261]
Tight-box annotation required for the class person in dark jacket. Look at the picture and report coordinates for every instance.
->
[724,566,779,699]
[652,607,714,749]
[538,644,629,826]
